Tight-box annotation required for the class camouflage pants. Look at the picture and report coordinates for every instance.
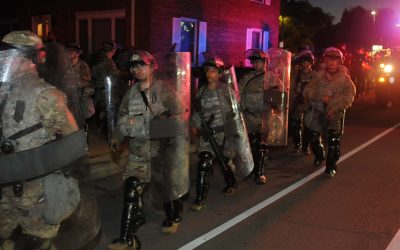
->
[198,132,236,159]
[123,136,189,204]
[0,179,59,240]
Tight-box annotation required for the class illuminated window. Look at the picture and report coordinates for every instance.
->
[31,15,51,40]
[76,10,126,54]
[251,0,271,5]
[172,17,207,66]
[245,28,269,66]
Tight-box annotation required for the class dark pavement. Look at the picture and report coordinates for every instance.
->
[69,91,400,250]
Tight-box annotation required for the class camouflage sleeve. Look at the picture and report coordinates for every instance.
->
[36,88,78,136]
[328,74,356,111]
[114,90,131,142]
[303,71,320,102]
[79,61,92,88]
[190,86,205,130]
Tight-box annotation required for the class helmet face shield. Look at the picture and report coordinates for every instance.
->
[0,48,24,84]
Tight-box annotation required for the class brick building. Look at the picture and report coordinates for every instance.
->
[1,0,280,66]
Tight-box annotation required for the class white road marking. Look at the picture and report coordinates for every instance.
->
[179,122,400,250]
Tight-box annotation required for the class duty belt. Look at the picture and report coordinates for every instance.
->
[0,130,87,185]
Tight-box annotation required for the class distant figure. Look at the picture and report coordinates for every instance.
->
[91,41,120,139]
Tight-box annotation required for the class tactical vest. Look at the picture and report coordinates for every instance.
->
[196,85,225,130]
[127,81,168,138]
[2,79,55,152]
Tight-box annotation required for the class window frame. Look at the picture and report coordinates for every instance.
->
[172,17,207,66]
[245,28,270,67]
[75,9,126,53]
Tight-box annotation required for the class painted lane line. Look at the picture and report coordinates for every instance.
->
[179,122,400,250]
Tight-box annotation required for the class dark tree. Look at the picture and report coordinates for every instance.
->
[280,0,335,53]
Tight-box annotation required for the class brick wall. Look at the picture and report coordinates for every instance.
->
[143,0,280,66]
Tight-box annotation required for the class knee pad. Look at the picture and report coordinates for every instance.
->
[124,177,143,203]
[198,151,213,171]
[328,130,341,157]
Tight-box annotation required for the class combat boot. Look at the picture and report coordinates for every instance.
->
[325,130,341,178]
[108,177,144,250]
[222,160,238,194]
[161,199,183,234]
[191,151,212,211]
[252,146,268,185]
[309,131,325,166]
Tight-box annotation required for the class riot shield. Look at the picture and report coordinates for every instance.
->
[42,41,85,128]
[220,66,254,178]
[149,52,191,205]
[263,48,291,146]
[104,75,118,142]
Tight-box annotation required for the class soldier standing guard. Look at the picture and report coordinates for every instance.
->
[191,55,253,211]
[108,50,190,250]
[290,50,315,154]
[0,31,86,249]
[304,47,356,177]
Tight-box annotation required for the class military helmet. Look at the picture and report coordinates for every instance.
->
[323,47,344,63]
[101,41,117,52]
[66,43,82,53]
[2,30,43,49]
[245,48,268,62]
[294,50,315,64]
[201,52,224,70]
[129,49,157,69]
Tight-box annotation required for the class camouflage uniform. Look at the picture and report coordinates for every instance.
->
[190,56,242,211]
[109,50,190,250]
[91,52,120,135]
[0,31,80,249]
[289,50,315,153]
[71,58,95,119]
[304,47,356,176]
[239,48,282,185]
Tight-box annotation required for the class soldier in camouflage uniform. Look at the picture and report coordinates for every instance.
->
[0,31,84,249]
[191,56,241,211]
[303,47,356,177]
[66,44,95,121]
[108,50,190,250]
[91,42,120,137]
[290,50,315,154]
[238,49,282,185]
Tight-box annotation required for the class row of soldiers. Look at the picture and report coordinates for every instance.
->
[0,30,355,250]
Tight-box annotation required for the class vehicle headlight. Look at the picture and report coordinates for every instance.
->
[384,64,393,73]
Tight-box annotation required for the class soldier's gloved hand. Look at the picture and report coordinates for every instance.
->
[110,138,120,152]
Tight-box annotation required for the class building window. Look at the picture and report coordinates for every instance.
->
[75,10,126,54]
[172,17,207,66]
[31,15,51,41]
[245,28,270,66]
[251,0,271,5]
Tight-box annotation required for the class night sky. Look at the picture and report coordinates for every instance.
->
[307,0,400,23]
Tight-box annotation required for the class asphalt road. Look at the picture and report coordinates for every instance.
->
[90,93,400,250]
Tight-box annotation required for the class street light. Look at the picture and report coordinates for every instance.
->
[371,10,376,23]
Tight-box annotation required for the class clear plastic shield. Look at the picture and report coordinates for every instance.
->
[221,66,254,177]
[104,75,118,142]
[149,52,191,204]
[263,48,291,146]
[42,42,85,128]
